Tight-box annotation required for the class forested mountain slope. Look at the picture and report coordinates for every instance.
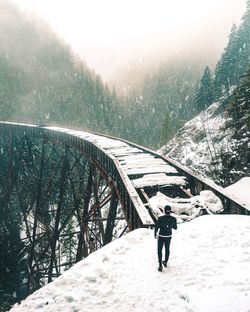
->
[159,80,250,186]
[160,1,250,186]
[159,66,250,187]
[0,1,217,149]
[122,57,205,148]
[0,0,122,135]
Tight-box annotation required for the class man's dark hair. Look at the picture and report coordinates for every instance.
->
[164,205,171,214]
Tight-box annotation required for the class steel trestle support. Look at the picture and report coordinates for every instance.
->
[0,131,127,299]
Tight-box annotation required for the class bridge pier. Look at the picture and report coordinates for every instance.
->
[0,130,127,299]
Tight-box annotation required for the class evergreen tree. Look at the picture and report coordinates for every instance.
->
[214,1,250,99]
[195,66,214,113]
[214,24,239,98]
[125,58,203,148]
[0,57,20,120]
[227,69,250,134]
[218,68,250,184]
[160,111,184,145]
[237,0,250,79]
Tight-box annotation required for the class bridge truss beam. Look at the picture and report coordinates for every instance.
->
[0,132,128,296]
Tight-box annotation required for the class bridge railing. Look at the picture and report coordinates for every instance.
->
[103,135,249,215]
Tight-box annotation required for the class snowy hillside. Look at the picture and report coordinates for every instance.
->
[10,215,250,312]
[158,101,229,182]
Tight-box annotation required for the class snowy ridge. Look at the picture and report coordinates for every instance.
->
[158,101,229,179]
[158,101,250,210]
[159,102,230,177]
[10,215,250,312]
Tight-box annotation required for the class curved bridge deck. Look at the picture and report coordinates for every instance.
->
[0,121,248,228]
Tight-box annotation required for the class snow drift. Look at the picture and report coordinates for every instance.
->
[10,215,250,312]
[224,177,250,210]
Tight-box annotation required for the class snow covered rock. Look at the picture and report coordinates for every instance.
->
[148,190,223,222]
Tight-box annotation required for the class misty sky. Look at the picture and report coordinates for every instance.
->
[13,0,246,81]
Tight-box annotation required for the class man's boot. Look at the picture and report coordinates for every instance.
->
[158,264,163,272]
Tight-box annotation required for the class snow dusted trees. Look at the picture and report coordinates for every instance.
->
[218,69,250,184]
[0,57,21,120]
[214,24,239,98]
[227,69,250,134]
[0,2,125,141]
[214,2,250,99]
[195,66,214,113]
[123,58,202,148]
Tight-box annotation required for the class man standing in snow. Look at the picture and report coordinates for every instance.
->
[154,205,177,271]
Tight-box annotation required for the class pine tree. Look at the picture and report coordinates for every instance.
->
[237,0,250,78]
[218,68,250,184]
[214,1,250,99]
[0,57,20,120]
[214,24,239,98]
[227,69,250,134]
[160,111,184,144]
[195,66,214,113]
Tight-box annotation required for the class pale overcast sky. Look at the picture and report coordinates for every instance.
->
[12,0,246,80]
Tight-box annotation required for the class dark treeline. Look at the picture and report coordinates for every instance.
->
[122,58,204,148]
[217,68,250,184]
[123,0,250,149]
[195,0,250,112]
[194,0,250,184]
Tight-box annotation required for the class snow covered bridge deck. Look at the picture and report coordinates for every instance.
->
[0,121,189,227]
[0,121,248,229]
[49,126,186,188]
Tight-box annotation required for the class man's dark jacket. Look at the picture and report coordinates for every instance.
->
[154,215,177,237]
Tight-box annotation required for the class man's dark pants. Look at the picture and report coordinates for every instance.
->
[157,236,172,264]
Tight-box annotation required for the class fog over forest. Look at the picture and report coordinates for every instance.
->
[0,0,248,148]
[12,0,246,82]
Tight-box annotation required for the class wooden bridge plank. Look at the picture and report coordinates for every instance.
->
[131,173,187,188]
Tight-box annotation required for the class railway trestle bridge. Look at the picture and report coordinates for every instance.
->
[0,121,248,299]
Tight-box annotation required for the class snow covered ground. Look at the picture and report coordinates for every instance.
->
[224,177,250,210]
[10,215,250,312]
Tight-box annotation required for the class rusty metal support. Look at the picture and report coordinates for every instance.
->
[48,146,69,283]
[0,131,128,304]
[103,189,119,245]
[28,139,46,292]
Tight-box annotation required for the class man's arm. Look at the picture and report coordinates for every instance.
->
[172,217,177,230]
[154,220,159,238]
